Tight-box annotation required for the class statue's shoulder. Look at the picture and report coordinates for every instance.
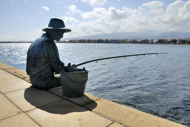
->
[38,34,53,43]
[42,37,52,43]
[31,34,54,49]
[36,33,51,42]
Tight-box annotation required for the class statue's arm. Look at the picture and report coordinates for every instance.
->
[47,42,62,73]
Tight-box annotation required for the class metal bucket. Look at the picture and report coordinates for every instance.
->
[60,69,88,97]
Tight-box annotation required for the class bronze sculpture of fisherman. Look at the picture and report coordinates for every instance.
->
[26,18,71,90]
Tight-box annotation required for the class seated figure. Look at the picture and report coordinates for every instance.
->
[26,18,71,90]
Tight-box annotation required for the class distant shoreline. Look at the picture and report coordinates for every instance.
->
[0,41,190,45]
[0,41,32,43]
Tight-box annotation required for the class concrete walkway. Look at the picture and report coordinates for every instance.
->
[0,62,187,127]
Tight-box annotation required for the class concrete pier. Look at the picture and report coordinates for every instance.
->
[0,62,187,127]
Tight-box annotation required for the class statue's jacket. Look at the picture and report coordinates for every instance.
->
[26,33,61,79]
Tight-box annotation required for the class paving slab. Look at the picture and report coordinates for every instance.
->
[0,93,22,120]
[48,86,100,106]
[0,69,18,81]
[84,98,186,127]
[108,122,125,127]
[0,71,31,93]
[0,113,39,127]
[27,100,112,127]
[5,87,63,112]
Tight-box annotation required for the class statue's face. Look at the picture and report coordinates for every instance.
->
[46,29,65,41]
[53,30,64,41]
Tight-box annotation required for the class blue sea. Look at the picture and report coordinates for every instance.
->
[0,43,190,126]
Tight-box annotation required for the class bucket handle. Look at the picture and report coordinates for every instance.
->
[61,71,88,83]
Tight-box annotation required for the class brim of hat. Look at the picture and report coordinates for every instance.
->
[42,27,71,32]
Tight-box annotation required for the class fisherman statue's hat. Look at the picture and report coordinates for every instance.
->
[42,18,71,32]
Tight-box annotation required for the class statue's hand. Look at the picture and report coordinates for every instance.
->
[67,63,71,67]
[67,63,76,68]
[71,64,77,68]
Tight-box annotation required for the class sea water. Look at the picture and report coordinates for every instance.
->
[0,43,190,126]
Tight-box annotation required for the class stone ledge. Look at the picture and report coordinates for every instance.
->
[83,98,186,127]
[0,62,30,83]
[5,68,30,83]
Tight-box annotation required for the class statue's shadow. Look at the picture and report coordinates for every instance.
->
[24,86,97,114]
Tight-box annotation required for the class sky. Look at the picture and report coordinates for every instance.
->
[0,0,190,41]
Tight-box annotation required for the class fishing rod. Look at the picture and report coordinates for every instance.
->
[75,53,168,67]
